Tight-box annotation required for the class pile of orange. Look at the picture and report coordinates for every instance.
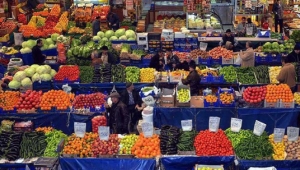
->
[0,91,20,111]
[131,133,161,158]
[63,132,98,157]
[205,95,218,103]
[40,90,74,110]
[266,84,293,103]
[219,92,234,104]
[35,127,53,133]
[49,4,61,16]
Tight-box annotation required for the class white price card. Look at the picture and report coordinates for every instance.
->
[253,120,266,136]
[248,167,276,170]
[181,120,192,131]
[74,122,86,138]
[273,128,285,143]
[209,117,220,132]
[231,118,242,132]
[98,126,110,141]
[142,122,153,138]
[287,127,299,142]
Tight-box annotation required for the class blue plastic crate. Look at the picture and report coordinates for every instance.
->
[36,107,56,114]
[0,65,7,74]
[111,40,137,45]
[43,49,58,56]
[219,101,235,107]
[255,55,268,63]
[204,99,220,107]
[201,75,213,83]
[130,45,144,50]
[211,58,222,65]
[212,75,225,83]
[0,107,17,114]
[199,57,212,65]
[267,53,281,63]
[54,107,71,113]
[33,81,52,90]
[143,58,151,64]
[21,53,33,65]
[130,59,143,64]
[3,52,22,59]
[53,78,80,84]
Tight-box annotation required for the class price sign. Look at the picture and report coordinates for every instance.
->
[98,126,110,141]
[181,120,192,131]
[142,122,153,137]
[231,118,242,132]
[287,127,299,142]
[248,167,276,170]
[209,117,220,132]
[74,122,86,138]
[253,120,266,136]
[273,128,285,143]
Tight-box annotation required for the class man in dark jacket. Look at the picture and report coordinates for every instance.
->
[92,16,101,36]
[287,45,300,63]
[219,29,238,50]
[121,82,144,133]
[166,49,179,69]
[32,39,46,65]
[99,46,117,65]
[106,92,130,134]
[177,56,191,71]
[107,12,120,31]
[273,0,283,33]
[149,50,164,71]
[182,61,201,96]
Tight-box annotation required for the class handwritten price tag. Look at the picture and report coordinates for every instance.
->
[287,127,299,142]
[231,118,242,132]
[74,122,86,138]
[142,122,153,138]
[181,120,192,131]
[98,126,110,141]
[209,117,220,132]
[253,120,266,136]
[273,128,285,143]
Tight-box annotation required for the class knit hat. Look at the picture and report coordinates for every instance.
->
[294,45,300,51]
[109,92,121,98]
[126,82,133,88]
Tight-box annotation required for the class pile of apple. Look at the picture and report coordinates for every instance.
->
[243,86,267,104]
[16,90,43,111]
[72,92,106,109]
[92,116,107,133]
[91,134,120,156]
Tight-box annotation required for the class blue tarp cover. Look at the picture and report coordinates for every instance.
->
[238,159,300,170]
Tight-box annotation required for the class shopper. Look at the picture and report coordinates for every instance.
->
[287,45,300,63]
[105,92,129,134]
[219,29,238,51]
[181,61,201,96]
[169,59,179,71]
[92,16,101,36]
[166,49,179,69]
[276,57,296,91]
[32,39,46,65]
[98,46,117,65]
[107,12,120,31]
[245,18,257,36]
[121,82,144,133]
[236,17,246,37]
[91,50,102,66]
[239,42,255,68]
[149,50,164,71]
[273,0,283,33]
[177,56,191,71]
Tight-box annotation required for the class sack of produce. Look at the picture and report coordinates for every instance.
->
[142,111,153,123]
[143,106,153,114]
[140,86,159,97]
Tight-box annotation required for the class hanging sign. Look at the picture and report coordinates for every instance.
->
[231,118,242,132]
[273,128,285,143]
[142,122,153,137]
[287,127,299,142]
[253,120,266,136]
[74,122,86,138]
[126,0,134,10]
[98,126,110,141]
[181,120,192,131]
[209,117,220,132]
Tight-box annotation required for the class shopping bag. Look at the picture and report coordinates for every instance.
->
[235,53,242,65]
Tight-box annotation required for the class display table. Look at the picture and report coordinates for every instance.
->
[153,107,236,131]
[59,157,156,170]
[198,37,279,42]
[0,163,35,170]
[238,159,300,170]
[160,156,235,170]
[237,108,300,133]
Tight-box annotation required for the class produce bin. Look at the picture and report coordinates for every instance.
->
[279,100,294,108]
[130,44,144,50]
[201,75,213,83]
[33,81,52,91]
[211,58,222,65]
[204,99,220,107]
[212,75,225,83]
[21,53,34,65]
[221,57,233,65]
[3,52,22,59]
[267,53,281,63]
[199,57,212,65]
[217,87,235,107]
[53,78,80,84]
[264,100,280,108]
[176,85,191,107]
[36,107,56,114]
[43,48,58,56]
[111,40,137,45]
[0,64,7,74]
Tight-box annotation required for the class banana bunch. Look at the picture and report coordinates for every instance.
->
[269,134,286,160]
[140,68,155,82]
[68,27,85,34]
[269,66,282,84]
[294,93,300,104]
[200,68,218,76]
[0,47,18,55]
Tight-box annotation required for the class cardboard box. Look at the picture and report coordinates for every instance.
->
[176,85,191,107]
[190,96,204,108]
[159,88,175,107]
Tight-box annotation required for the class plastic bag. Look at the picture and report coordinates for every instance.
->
[235,53,241,65]
[142,96,155,107]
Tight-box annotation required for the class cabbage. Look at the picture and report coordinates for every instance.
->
[97,31,105,38]
[44,65,51,73]
[20,47,32,54]
[125,30,136,39]
[24,68,35,77]
[8,80,21,90]
[32,73,41,82]
[101,37,108,42]
[128,37,136,41]
[30,64,39,71]
[36,66,47,74]
[93,36,101,41]
[115,29,126,38]
[50,69,57,77]
[105,30,114,39]
[109,36,118,41]
[119,35,127,40]
[21,77,32,87]
[40,74,52,81]
[48,44,57,49]
[51,33,59,42]
[27,40,36,49]
[21,41,28,48]
[13,71,26,82]
[46,38,54,45]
